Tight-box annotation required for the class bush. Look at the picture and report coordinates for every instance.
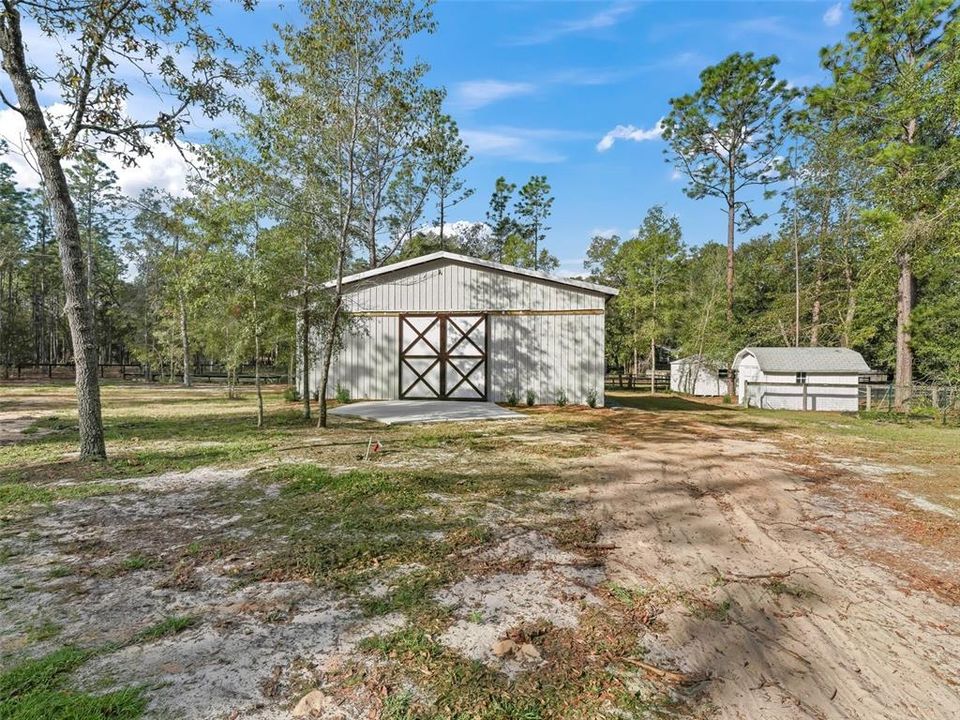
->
[556,389,568,407]
[335,384,350,404]
[722,394,733,404]
[525,389,536,407]
[505,389,519,406]
[283,385,300,402]
[586,388,599,408]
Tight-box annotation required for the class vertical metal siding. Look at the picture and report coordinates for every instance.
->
[321,259,609,403]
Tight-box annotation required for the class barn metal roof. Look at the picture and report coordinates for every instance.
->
[733,347,871,373]
[326,251,619,296]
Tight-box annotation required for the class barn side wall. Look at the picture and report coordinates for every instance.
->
[305,259,609,405]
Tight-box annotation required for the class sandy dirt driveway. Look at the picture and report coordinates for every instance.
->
[568,416,960,720]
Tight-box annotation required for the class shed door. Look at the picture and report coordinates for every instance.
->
[400,314,487,400]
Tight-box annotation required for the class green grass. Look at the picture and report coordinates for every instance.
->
[356,615,690,720]
[119,554,156,572]
[0,482,122,510]
[249,464,530,600]
[134,615,197,643]
[0,647,145,720]
[24,620,62,643]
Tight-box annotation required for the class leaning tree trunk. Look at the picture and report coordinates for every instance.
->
[894,251,914,410]
[0,8,105,458]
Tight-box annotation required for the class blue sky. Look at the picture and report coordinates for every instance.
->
[400,0,851,274]
[1,1,852,275]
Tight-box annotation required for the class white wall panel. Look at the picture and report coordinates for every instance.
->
[313,257,610,404]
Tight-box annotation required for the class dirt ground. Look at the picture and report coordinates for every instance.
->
[567,418,960,719]
[1,384,959,719]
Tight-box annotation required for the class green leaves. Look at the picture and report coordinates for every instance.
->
[663,51,798,214]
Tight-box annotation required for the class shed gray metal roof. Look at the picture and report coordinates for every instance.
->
[326,251,618,296]
[734,347,871,373]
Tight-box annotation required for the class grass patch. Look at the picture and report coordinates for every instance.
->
[355,610,694,720]
[134,615,198,643]
[250,464,554,599]
[0,482,122,510]
[24,620,62,643]
[0,647,146,720]
[119,554,156,572]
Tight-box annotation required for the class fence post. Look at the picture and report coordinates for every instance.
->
[932,385,940,409]
[888,384,893,412]
[743,381,749,407]
[802,382,808,411]
[865,385,871,411]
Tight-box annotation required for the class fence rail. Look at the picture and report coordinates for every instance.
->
[741,380,958,416]
[605,372,671,391]
[2,363,288,385]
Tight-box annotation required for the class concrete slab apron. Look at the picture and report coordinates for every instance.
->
[328,400,526,425]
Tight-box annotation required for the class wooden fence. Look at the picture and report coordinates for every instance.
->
[605,371,671,391]
[3,362,288,385]
[741,380,958,415]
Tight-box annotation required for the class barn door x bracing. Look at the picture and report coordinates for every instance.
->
[399,314,487,400]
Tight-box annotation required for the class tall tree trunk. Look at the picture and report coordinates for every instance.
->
[793,233,800,346]
[724,192,736,399]
[438,194,445,251]
[894,251,914,410]
[253,226,263,429]
[810,260,823,347]
[300,291,311,418]
[649,335,656,395]
[178,290,191,387]
[0,7,105,458]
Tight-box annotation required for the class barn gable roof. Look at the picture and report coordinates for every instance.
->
[326,251,618,296]
[734,347,871,373]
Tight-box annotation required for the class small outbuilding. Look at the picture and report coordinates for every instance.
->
[305,252,618,405]
[669,355,727,397]
[733,347,870,412]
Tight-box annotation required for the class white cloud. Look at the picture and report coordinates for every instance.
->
[511,2,635,45]
[823,3,843,27]
[461,126,591,163]
[596,120,664,152]
[0,105,197,197]
[453,80,536,110]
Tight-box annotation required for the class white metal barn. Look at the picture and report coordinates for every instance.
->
[669,356,726,397]
[733,347,870,412]
[308,252,618,405]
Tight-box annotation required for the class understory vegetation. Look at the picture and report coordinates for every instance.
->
[1,384,958,717]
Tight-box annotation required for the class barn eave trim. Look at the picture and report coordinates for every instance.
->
[324,251,619,297]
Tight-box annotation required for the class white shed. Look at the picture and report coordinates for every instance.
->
[305,252,618,405]
[733,347,870,412]
[670,356,726,396]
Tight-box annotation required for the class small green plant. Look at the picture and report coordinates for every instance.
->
[505,389,519,406]
[586,388,599,408]
[334,384,351,404]
[135,615,198,643]
[722,394,733,404]
[555,389,568,407]
[525,389,536,407]
[25,621,62,643]
[121,553,153,571]
[283,385,300,402]
[467,609,484,623]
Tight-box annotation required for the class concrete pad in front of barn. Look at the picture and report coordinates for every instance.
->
[328,399,526,425]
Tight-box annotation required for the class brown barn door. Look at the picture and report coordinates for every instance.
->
[399,314,487,400]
